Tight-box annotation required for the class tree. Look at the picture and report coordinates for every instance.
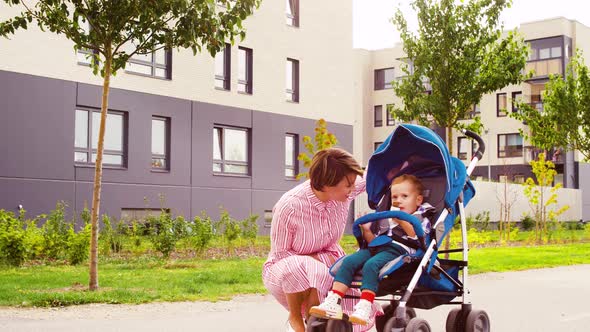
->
[0,0,260,290]
[296,118,338,179]
[512,51,590,161]
[523,153,569,243]
[391,0,529,153]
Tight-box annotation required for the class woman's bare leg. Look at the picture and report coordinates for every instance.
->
[285,290,307,332]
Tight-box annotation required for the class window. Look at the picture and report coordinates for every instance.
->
[374,68,395,90]
[238,47,253,94]
[374,105,383,127]
[511,91,522,113]
[151,117,170,170]
[498,133,523,158]
[286,58,299,102]
[75,109,126,166]
[458,136,469,160]
[76,19,97,66]
[374,142,383,151]
[285,134,298,178]
[514,174,525,184]
[286,0,299,27]
[213,126,249,175]
[497,93,507,117]
[498,174,508,183]
[386,104,395,126]
[215,43,231,90]
[125,48,171,79]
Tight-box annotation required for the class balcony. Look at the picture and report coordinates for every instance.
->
[525,58,562,80]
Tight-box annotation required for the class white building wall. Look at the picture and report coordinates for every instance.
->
[0,1,356,125]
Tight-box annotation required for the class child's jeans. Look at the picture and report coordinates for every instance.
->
[333,243,405,293]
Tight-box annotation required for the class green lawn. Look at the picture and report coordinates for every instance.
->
[1,241,589,307]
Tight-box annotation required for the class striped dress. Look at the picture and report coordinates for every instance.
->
[262,177,381,331]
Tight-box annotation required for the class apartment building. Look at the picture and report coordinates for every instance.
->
[359,17,590,219]
[0,1,358,233]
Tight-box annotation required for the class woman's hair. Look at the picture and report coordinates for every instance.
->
[392,174,424,195]
[309,147,363,191]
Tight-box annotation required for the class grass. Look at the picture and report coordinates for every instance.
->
[0,235,589,307]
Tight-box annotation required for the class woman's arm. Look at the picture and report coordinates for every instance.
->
[268,202,297,260]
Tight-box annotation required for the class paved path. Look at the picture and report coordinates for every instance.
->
[1,265,589,332]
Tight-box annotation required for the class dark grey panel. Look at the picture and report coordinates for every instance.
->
[0,178,75,221]
[251,189,285,235]
[75,182,191,221]
[192,101,252,189]
[191,187,251,221]
[75,83,192,186]
[0,70,76,180]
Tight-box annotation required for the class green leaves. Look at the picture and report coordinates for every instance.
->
[512,51,590,161]
[1,0,261,77]
[296,119,339,180]
[391,0,528,144]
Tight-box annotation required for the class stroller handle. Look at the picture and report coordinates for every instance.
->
[463,129,485,159]
[353,210,425,238]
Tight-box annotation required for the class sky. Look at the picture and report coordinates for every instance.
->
[353,0,590,50]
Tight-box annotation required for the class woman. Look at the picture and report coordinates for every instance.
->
[262,148,379,332]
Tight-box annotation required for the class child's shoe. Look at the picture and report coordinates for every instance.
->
[309,291,343,320]
[348,299,372,325]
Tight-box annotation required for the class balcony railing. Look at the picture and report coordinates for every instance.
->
[525,58,562,80]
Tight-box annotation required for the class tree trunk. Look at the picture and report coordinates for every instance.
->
[89,51,112,291]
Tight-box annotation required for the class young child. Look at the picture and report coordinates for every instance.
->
[309,174,435,326]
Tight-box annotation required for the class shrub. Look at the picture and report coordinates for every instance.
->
[41,202,71,260]
[99,214,123,255]
[218,209,241,248]
[520,214,535,231]
[0,209,27,267]
[190,211,214,254]
[67,213,92,265]
[241,214,259,245]
[147,210,185,258]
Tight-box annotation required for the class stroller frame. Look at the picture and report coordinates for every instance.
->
[306,125,489,332]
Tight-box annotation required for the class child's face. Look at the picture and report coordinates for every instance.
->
[390,180,423,214]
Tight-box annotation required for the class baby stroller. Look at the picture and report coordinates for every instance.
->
[306,124,489,332]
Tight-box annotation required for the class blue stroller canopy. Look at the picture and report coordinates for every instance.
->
[366,124,474,224]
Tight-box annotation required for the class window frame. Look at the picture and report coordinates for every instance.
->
[497,92,507,117]
[374,105,383,127]
[285,133,299,179]
[374,67,395,90]
[386,104,395,126]
[215,43,231,91]
[511,91,522,113]
[74,108,127,168]
[286,0,299,27]
[151,116,171,172]
[286,58,300,103]
[213,125,250,176]
[125,48,172,80]
[457,136,469,160]
[238,46,253,94]
[497,133,523,158]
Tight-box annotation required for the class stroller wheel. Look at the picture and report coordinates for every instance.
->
[465,309,490,332]
[376,303,416,332]
[305,316,352,332]
[445,308,462,332]
[405,317,431,332]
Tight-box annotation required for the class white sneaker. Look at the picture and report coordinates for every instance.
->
[309,291,343,320]
[348,299,372,325]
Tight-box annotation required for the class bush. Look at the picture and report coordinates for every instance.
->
[41,202,71,260]
[67,222,91,265]
[241,214,259,245]
[189,211,214,254]
[218,209,241,248]
[0,209,27,267]
[520,215,535,231]
[147,210,186,258]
